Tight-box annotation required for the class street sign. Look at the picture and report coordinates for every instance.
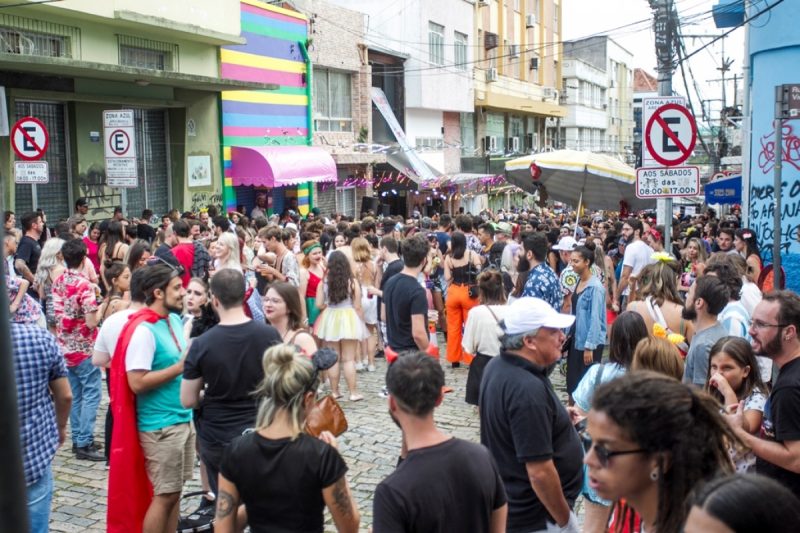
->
[644,103,697,167]
[777,84,800,118]
[636,166,700,198]
[11,117,49,161]
[14,161,49,184]
[103,110,137,187]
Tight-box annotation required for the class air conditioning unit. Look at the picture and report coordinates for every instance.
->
[483,135,498,152]
[484,32,498,50]
[529,57,539,70]
[508,44,520,58]
[542,86,556,99]
[526,14,536,28]
[487,67,498,82]
[602,103,608,110]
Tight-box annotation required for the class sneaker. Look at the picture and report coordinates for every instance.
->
[367,364,376,372]
[354,362,364,371]
[75,445,106,462]
[378,386,389,398]
[72,442,102,454]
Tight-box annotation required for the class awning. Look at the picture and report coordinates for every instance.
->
[385,151,442,184]
[229,146,337,187]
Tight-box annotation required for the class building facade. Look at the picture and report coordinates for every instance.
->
[0,0,265,222]
[563,35,634,164]
[559,57,608,152]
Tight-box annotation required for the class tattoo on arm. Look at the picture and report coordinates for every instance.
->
[216,489,236,520]
[331,477,354,518]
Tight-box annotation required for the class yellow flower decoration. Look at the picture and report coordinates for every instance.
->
[667,333,686,346]
[653,323,667,338]
[651,251,673,263]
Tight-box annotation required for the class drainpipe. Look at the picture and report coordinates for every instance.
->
[299,40,314,212]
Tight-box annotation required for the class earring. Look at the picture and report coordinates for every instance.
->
[650,469,659,481]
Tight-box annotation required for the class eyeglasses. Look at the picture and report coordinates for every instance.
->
[749,320,789,330]
[587,440,648,468]
[146,255,185,277]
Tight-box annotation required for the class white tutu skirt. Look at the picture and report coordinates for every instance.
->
[314,306,368,341]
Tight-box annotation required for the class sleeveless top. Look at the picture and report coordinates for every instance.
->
[306,270,322,298]
[450,251,476,285]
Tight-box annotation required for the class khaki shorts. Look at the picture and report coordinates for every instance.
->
[139,422,196,495]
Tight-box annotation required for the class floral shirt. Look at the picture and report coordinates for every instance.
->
[52,269,99,367]
[6,275,42,325]
[522,262,563,311]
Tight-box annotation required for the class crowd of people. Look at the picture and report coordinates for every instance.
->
[6,196,800,532]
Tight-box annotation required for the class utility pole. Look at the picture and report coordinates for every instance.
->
[650,0,677,251]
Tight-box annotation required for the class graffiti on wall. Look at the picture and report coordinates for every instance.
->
[750,121,800,265]
[77,163,118,219]
[190,191,222,213]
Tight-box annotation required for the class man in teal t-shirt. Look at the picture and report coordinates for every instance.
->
[125,263,193,533]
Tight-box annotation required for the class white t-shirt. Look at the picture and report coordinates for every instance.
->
[93,308,136,367]
[622,240,655,296]
[462,304,508,358]
[125,326,158,372]
[740,279,762,316]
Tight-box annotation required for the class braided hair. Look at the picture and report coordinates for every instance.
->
[593,371,739,533]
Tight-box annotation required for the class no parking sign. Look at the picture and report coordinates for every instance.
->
[12,117,48,160]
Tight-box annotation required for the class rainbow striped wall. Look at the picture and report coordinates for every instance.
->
[220,0,310,214]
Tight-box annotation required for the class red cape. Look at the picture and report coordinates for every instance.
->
[106,308,163,533]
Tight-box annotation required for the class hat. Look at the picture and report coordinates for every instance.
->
[285,222,298,232]
[495,221,512,235]
[502,297,575,335]
[552,236,578,251]
[76,197,89,207]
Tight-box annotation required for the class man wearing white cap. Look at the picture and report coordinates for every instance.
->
[480,297,582,533]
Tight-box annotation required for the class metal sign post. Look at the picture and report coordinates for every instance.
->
[771,83,800,289]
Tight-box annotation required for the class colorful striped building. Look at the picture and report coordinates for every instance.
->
[220,0,317,216]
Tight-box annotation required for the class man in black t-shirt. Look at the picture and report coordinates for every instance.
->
[181,269,281,496]
[14,211,43,298]
[480,297,582,533]
[728,291,800,496]
[374,352,507,532]
[382,235,429,353]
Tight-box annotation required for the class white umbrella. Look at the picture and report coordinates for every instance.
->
[505,150,654,211]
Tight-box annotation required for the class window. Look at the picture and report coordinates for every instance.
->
[118,35,177,71]
[415,137,444,150]
[428,22,444,66]
[454,31,468,71]
[336,187,356,218]
[314,68,352,132]
[0,14,79,59]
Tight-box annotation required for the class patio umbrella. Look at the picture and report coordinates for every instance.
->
[505,150,654,211]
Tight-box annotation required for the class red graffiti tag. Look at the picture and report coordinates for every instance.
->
[758,123,800,174]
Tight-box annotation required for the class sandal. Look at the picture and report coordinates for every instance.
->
[332,392,343,400]
[349,394,364,402]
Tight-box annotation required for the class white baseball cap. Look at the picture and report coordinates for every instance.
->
[503,297,575,335]
[552,236,578,251]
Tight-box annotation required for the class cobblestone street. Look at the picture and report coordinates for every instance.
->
[50,349,572,532]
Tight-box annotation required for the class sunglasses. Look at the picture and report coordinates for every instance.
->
[583,436,647,468]
[146,255,186,277]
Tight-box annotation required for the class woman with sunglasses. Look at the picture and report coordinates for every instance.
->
[215,343,359,533]
[584,372,738,533]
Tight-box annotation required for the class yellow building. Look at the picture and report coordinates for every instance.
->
[469,0,566,165]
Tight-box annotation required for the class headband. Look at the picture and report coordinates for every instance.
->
[303,243,322,255]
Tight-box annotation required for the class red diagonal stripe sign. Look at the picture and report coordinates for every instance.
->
[11,117,49,161]
[644,103,697,167]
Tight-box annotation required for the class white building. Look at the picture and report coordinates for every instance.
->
[562,36,635,162]
[325,0,474,175]
[560,58,609,152]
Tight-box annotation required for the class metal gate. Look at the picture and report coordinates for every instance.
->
[124,108,170,218]
[13,101,71,222]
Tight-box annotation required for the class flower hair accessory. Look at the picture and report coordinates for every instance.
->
[652,323,688,357]
[742,232,753,240]
[651,251,673,263]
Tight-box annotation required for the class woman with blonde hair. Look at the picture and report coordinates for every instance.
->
[631,336,684,381]
[35,237,65,332]
[214,232,242,272]
[627,259,694,347]
[680,237,708,292]
[351,236,378,371]
[215,344,359,533]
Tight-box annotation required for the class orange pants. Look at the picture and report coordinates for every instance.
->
[445,283,477,365]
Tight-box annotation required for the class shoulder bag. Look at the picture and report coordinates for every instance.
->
[305,395,348,438]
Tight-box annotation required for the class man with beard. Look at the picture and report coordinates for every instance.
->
[682,275,729,387]
[726,291,800,495]
[110,263,194,533]
[373,352,508,532]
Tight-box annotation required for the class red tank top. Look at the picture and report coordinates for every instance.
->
[306,270,322,298]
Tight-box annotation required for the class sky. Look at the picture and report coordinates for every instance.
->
[562,0,746,128]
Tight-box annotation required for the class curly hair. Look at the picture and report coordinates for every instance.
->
[594,372,739,533]
[325,250,354,305]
